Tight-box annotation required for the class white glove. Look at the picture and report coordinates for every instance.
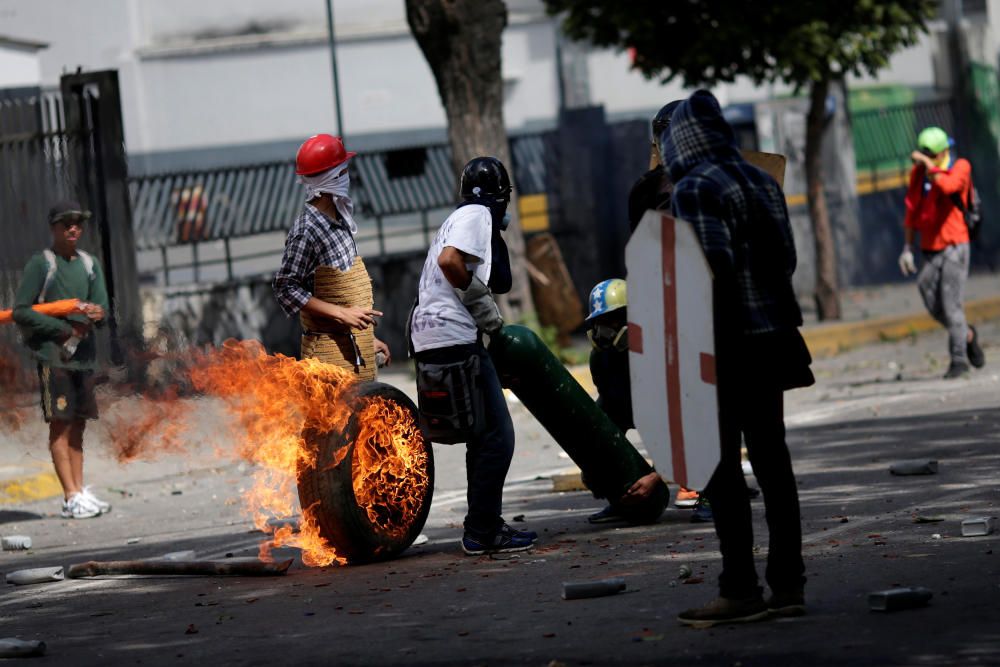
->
[898,246,916,276]
[455,276,503,334]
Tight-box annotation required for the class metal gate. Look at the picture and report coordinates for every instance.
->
[0,70,139,376]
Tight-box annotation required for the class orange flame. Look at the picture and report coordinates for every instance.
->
[100,338,429,567]
[0,332,430,567]
[186,339,360,565]
[352,397,430,540]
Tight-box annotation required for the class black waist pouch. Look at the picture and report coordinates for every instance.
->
[415,355,485,444]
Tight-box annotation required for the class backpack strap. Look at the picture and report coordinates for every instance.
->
[38,249,96,304]
[39,249,58,304]
[950,185,970,213]
[77,250,96,281]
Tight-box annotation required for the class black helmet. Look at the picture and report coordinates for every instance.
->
[459,156,512,201]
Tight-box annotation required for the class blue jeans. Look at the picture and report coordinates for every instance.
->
[415,343,515,537]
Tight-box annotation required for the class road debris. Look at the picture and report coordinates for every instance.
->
[67,558,293,578]
[869,587,932,612]
[5,567,64,586]
[678,564,692,579]
[889,460,938,476]
[961,517,997,537]
[158,550,197,561]
[126,537,141,545]
[0,638,46,658]
[1,535,32,551]
[562,577,626,600]
[266,517,300,533]
[912,516,944,524]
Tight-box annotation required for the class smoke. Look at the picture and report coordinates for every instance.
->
[0,338,38,432]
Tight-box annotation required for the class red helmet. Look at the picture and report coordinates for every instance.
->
[295,134,357,176]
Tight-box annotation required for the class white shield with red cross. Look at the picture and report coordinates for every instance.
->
[625,211,719,491]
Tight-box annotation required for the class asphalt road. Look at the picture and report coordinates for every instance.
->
[1,322,999,666]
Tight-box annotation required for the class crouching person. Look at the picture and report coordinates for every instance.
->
[409,156,537,556]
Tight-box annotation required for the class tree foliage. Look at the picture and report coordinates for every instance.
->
[545,0,937,91]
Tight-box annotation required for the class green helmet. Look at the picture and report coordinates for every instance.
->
[917,126,951,156]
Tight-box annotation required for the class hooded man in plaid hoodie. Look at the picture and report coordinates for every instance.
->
[660,90,815,627]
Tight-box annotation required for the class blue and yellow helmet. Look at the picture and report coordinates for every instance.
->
[586,278,627,321]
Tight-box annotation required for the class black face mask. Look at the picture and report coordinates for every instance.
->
[485,196,509,230]
[588,324,629,351]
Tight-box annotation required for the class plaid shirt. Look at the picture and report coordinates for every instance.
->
[663,90,801,335]
[273,203,357,316]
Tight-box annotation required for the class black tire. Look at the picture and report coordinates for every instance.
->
[297,381,434,564]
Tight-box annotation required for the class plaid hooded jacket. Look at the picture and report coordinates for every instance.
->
[660,90,803,337]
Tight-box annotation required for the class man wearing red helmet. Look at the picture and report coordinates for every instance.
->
[273,134,390,379]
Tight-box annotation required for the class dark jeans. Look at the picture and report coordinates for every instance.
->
[704,371,805,599]
[415,343,515,537]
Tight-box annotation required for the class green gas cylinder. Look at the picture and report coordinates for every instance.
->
[489,325,668,521]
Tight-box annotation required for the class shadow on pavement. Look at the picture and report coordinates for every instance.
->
[0,509,44,524]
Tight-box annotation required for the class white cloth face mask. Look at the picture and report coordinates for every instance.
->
[299,161,358,234]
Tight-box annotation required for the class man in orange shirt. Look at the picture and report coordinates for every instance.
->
[900,126,985,378]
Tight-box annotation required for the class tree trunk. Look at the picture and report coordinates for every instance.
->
[805,77,841,320]
[405,0,534,319]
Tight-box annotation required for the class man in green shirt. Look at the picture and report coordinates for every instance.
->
[13,200,112,519]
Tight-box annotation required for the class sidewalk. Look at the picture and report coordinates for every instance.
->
[800,272,1000,356]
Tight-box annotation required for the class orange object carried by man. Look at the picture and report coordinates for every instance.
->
[0,298,83,325]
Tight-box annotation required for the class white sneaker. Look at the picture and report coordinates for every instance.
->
[82,486,111,514]
[61,492,102,519]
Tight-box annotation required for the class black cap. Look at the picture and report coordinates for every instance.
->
[49,200,92,225]
[652,100,683,137]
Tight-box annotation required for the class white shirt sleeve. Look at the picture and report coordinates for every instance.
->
[442,205,492,266]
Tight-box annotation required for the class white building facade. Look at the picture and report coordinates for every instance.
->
[0,0,984,171]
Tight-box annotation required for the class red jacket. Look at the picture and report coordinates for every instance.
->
[903,158,971,251]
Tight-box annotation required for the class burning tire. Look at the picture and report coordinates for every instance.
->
[297,381,434,564]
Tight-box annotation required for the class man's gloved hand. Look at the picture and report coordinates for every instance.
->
[898,245,916,276]
[454,276,503,335]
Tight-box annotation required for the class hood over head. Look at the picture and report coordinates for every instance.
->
[659,89,740,183]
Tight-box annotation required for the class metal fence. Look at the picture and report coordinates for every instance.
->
[1,73,141,372]
[0,89,82,381]
[129,134,553,286]
[0,90,77,306]
[852,97,955,195]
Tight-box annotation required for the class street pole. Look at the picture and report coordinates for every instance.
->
[325,0,344,138]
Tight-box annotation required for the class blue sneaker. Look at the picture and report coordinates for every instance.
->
[500,522,538,543]
[462,529,535,556]
[690,497,714,523]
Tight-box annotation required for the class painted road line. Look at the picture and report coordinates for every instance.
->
[0,469,62,504]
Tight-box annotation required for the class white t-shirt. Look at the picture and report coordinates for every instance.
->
[410,205,493,352]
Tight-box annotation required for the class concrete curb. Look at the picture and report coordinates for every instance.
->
[802,295,1000,358]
